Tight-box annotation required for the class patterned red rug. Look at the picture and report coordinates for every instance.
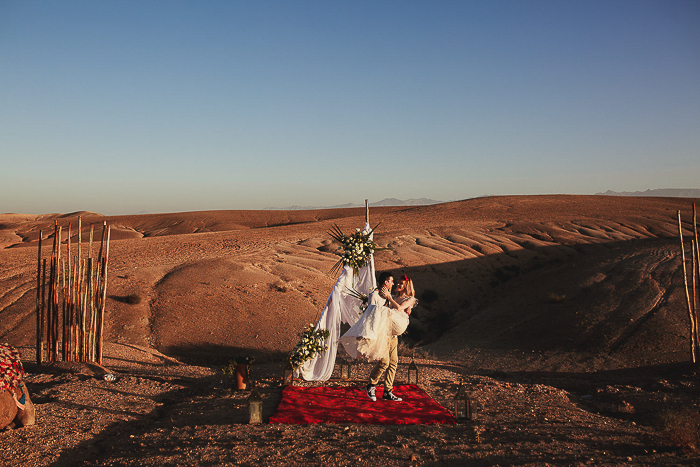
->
[269,384,456,425]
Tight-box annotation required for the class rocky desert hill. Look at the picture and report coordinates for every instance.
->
[1,195,698,371]
[2,195,700,466]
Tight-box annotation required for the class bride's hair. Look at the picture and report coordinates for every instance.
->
[399,274,415,297]
[405,278,415,297]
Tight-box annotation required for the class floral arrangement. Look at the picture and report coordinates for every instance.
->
[329,223,380,277]
[345,286,369,313]
[289,324,331,368]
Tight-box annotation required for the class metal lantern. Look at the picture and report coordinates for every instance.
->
[453,380,469,420]
[340,360,352,380]
[283,361,294,386]
[248,388,263,424]
[407,360,419,385]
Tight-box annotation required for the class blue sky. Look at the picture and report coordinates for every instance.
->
[1,1,699,214]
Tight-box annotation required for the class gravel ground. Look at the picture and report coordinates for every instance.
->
[3,344,700,466]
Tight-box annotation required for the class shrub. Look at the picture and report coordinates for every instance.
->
[397,341,433,359]
[659,409,700,452]
[548,292,566,303]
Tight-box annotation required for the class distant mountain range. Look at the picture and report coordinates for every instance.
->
[597,189,700,198]
[265,198,443,210]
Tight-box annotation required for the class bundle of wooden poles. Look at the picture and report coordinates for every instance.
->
[35,218,111,365]
[678,203,700,363]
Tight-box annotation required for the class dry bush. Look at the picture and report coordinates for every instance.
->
[397,341,433,359]
[547,292,566,303]
[659,409,700,452]
[617,400,635,414]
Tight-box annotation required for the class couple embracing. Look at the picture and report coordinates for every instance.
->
[340,272,418,402]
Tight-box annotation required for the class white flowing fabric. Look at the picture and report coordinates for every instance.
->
[295,224,376,381]
[339,299,410,361]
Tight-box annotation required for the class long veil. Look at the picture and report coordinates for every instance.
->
[295,223,376,381]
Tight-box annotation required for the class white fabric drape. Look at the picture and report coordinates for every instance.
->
[295,223,376,381]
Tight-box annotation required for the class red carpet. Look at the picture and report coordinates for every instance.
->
[269,384,456,425]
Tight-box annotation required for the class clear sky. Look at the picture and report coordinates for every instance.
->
[1,1,699,214]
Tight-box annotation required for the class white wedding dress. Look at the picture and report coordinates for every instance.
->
[339,292,412,361]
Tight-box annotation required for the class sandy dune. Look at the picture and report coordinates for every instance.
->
[1,195,699,370]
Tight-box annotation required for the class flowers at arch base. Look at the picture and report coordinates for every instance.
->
[290,324,331,368]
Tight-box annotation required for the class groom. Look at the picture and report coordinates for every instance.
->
[365,271,403,402]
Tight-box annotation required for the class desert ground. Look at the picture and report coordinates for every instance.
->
[1,195,700,466]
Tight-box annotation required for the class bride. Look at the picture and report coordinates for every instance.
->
[339,272,416,362]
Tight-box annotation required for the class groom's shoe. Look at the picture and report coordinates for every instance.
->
[382,390,402,402]
[365,384,376,401]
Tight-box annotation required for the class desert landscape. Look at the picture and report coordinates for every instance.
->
[2,194,700,466]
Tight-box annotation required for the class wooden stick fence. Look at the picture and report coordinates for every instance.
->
[36,218,111,365]
[678,205,699,364]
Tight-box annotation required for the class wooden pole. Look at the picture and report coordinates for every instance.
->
[678,210,696,363]
[77,217,82,361]
[66,223,72,360]
[62,254,67,361]
[36,231,43,364]
[365,199,369,226]
[98,221,106,266]
[80,258,89,362]
[95,222,106,325]
[97,225,110,364]
[56,225,63,361]
[693,240,699,356]
[48,221,57,362]
[694,204,699,338]
[87,258,92,362]
[87,224,95,361]
[92,259,98,362]
[41,258,47,363]
[89,224,94,261]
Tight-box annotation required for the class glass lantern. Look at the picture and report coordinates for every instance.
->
[340,360,352,380]
[453,380,469,420]
[407,360,419,385]
[248,388,263,424]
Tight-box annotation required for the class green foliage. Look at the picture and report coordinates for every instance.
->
[290,324,331,368]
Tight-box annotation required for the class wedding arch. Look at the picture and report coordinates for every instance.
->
[295,203,377,381]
